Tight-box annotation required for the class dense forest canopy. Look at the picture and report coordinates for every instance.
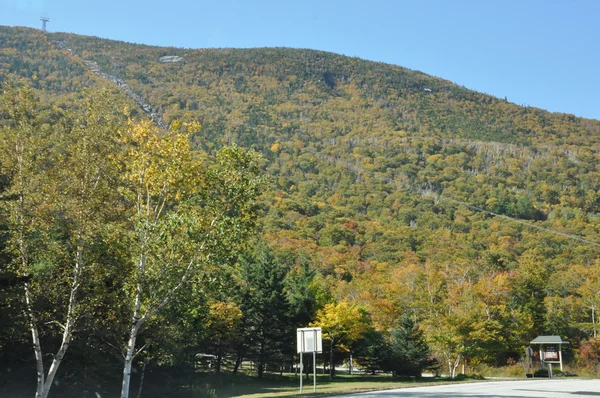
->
[2,25,600,396]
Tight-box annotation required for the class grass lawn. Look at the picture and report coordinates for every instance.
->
[209,373,487,397]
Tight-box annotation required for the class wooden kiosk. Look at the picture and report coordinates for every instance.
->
[530,335,568,377]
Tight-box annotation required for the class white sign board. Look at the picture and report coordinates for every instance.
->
[297,327,322,353]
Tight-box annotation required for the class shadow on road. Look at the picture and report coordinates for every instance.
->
[516,390,600,397]
[355,393,538,398]
[352,389,600,398]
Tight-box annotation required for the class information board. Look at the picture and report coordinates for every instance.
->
[544,345,558,360]
[297,327,322,353]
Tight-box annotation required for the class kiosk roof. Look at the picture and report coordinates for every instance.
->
[530,335,569,345]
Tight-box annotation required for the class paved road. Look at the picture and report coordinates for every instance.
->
[330,379,600,398]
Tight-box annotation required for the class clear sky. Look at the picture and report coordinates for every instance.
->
[1,0,599,120]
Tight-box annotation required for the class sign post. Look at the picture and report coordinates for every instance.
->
[297,327,322,394]
[313,348,317,391]
[299,352,303,392]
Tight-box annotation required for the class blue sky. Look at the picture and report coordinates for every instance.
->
[1,0,599,120]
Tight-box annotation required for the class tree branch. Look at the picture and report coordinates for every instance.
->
[132,343,149,360]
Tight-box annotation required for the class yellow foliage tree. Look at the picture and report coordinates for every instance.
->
[311,301,369,379]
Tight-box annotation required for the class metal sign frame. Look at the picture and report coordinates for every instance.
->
[297,327,322,393]
[297,327,323,354]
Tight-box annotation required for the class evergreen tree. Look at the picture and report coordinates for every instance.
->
[384,316,434,377]
[237,243,291,378]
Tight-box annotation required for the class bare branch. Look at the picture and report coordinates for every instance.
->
[44,320,66,331]
[132,343,149,360]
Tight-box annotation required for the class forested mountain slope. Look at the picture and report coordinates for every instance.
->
[2,25,600,389]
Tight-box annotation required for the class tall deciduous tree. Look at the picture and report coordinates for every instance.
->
[1,84,48,398]
[311,301,369,379]
[118,117,264,398]
[575,262,600,340]
[0,85,121,398]
[205,300,243,373]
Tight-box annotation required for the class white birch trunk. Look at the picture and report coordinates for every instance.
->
[17,148,48,398]
[24,282,45,398]
[121,321,141,398]
[135,362,147,398]
[592,306,596,339]
[40,244,83,398]
[42,326,73,398]
[121,254,145,398]
[452,354,461,378]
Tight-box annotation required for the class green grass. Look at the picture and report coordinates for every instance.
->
[198,372,488,397]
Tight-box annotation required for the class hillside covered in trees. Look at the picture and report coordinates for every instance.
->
[2,25,600,396]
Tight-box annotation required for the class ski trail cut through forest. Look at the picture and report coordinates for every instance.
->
[47,38,600,248]
[52,40,169,130]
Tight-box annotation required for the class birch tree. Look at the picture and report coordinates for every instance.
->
[576,263,600,340]
[0,85,121,398]
[118,118,264,398]
[1,84,48,398]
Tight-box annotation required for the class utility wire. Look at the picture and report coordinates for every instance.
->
[324,152,600,248]
[438,194,600,248]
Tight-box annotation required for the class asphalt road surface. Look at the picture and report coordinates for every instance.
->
[330,379,600,398]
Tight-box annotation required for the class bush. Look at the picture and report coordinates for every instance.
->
[472,363,525,378]
[453,373,485,381]
[533,368,549,378]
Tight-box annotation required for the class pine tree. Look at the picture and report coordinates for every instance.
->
[385,316,434,377]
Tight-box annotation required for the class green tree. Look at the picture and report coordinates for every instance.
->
[311,301,369,379]
[118,117,265,398]
[205,300,243,373]
[1,84,49,398]
[385,316,434,377]
[575,263,600,340]
[0,85,121,398]
[511,252,549,335]
[283,256,317,333]
[236,243,291,378]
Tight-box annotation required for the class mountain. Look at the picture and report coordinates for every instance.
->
[3,26,600,146]
[2,25,600,377]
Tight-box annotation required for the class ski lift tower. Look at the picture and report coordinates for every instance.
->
[40,17,49,32]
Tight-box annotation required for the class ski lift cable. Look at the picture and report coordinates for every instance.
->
[438,194,600,248]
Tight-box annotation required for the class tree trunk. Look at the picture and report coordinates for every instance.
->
[19,169,47,398]
[258,361,264,378]
[233,351,243,375]
[42,243,83,397]
[25,242,83,398]
[43,326,73,397]
[215,353,222,373]
[258,340,265,378]
[121,320,141,398]
[592,306,597,339]
[451,354,461,378]
[121,254,145,398]
[135,362,147,398]
[329,337,335,380]
[25,282,45,398]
